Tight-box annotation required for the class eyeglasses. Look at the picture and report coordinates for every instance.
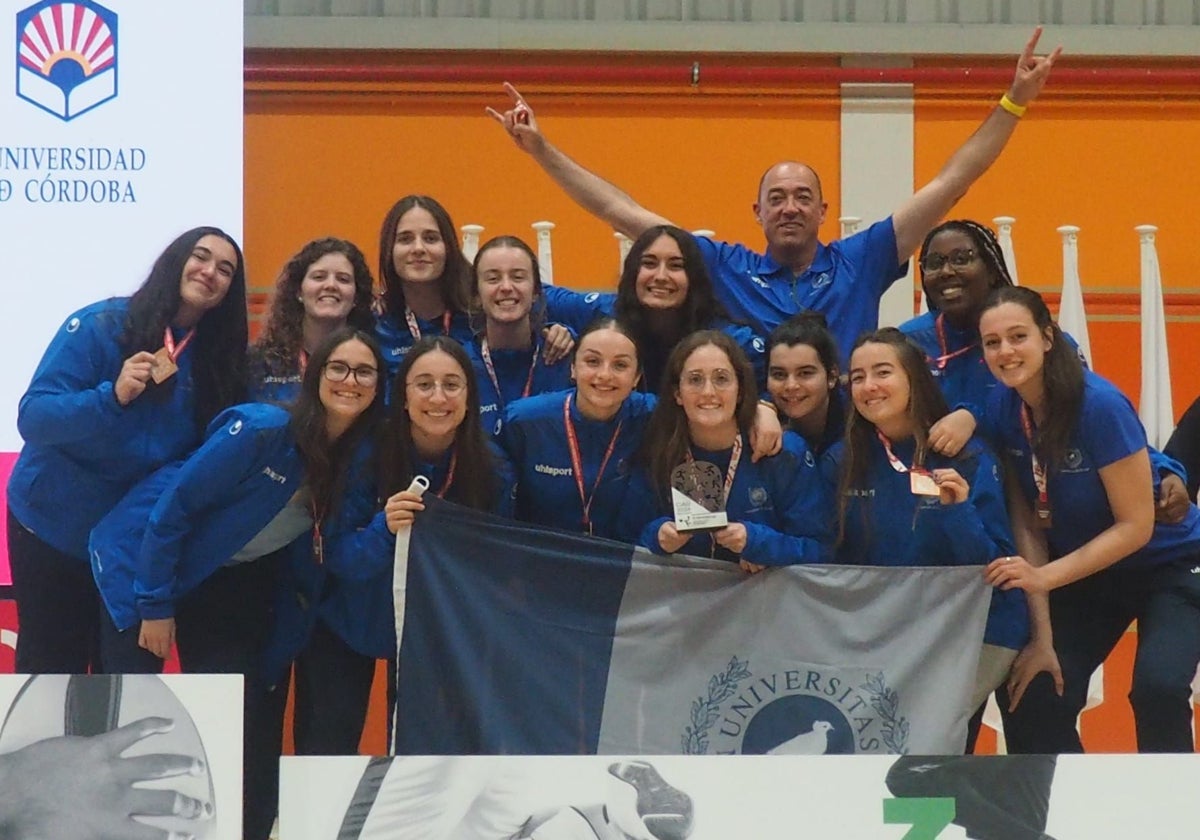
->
[680,369,737,391]
[322,361,379,386]
[920,249,977,274]
[406,377,466,397]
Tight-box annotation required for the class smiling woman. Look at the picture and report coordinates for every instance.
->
[5,226,248,676]
[620,330,828,569]
[249,237,376,404]
[464,235,572,429]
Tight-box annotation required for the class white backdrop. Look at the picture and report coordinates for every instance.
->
[0,0,243,583]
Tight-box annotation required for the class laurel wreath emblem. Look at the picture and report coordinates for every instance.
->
[681,656,752,754]
[860,671,909,754]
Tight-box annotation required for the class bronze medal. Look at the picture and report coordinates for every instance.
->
[150,346,178,383]
[909,468,940,497]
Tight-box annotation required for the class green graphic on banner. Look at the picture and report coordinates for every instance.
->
[883,797,956,839]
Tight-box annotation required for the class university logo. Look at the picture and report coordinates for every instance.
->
[681,656,909,756]
[16,1,118,121]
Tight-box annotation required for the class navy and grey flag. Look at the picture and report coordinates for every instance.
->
[391,499,991,757]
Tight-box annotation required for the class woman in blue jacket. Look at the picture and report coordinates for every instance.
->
[464,235,573,435]
[826,328,1028,719]
[89,328,385,674]
[265,337,513,762]
[544,225,767,393]
[501,317,654,540]
[765,311,846,457]
[7,226,248,674]
[622,330,828,569]
[374,195,476,374]
[979,286,1200,753]
[248,237,376,403]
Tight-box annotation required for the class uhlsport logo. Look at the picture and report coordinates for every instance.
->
[16,1,118,121]
[680,656,910,756]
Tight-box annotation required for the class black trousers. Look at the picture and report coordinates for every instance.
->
[8,508,102,674]
[247,619,379,840]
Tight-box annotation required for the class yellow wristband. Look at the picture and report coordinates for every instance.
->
[999,94,1027,118]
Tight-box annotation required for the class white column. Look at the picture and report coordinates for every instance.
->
[840,73,914,328]
[1055,225,1092,367]
[531,221,556,286]
[1136,224,1174,449]
[461,224,485,263]
[992,215,1020,287]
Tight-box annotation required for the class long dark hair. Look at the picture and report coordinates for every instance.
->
[253,237,376,378]
[918,219,1014,315]
[377,195,470,320]
[469,234,545,336]
[836,328,949,546]
[121,226,248,430]
[382,336,496,511]
[638,330,758,505]
[614,225,731,343]
[288,328,386,521]
[980,285,1084,471]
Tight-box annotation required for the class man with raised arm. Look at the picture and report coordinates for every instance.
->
[488,28,1060,363]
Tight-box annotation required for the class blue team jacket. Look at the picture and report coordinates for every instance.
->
[374,309,474,376]
[88,403,305,630]
[541,286,766,393]
[501,389,656,540]
[464,336,573,438]
[263,440,515,684]
[822,435,1028,650]
[8,298,204,559]
[622,431,830,565]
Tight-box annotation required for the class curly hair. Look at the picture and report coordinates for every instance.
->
[253,238,376,381]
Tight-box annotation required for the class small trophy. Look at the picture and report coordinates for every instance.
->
[671,461,728,532]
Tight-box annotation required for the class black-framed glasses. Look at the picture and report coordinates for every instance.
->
[322,360,379,386]
[920,249,977,274]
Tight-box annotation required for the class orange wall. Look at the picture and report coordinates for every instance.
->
[246,62,1200,416]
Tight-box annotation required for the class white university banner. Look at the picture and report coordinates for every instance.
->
[0,0,243,585]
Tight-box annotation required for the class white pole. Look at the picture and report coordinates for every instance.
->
[531,221,556,286]
[1055,225,1092,367]
[992,215,1020,287]
[460,224,484,264]
[1136,224,1174,449]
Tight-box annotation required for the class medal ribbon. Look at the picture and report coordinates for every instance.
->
[435,451,457,500]
[404,308,453,342]
[162,326,197,362]
[1019,403,1051,516]
[563,393,624,534]
[928,313,977,371]
[876,430,919,474]
[684,435,744,504]
[480,337,538,412]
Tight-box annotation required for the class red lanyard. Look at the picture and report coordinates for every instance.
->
[310,497,326,565]
[435,451,457,499]
[929,313,977,371]
[685,435,743,501]
[876,430,917,473]
[404,308,452,341]
[563,393,624,535]
[162,326,196,362]
[298,349,309,375]
[480,337,537,411]
[1019,404,1051,522]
